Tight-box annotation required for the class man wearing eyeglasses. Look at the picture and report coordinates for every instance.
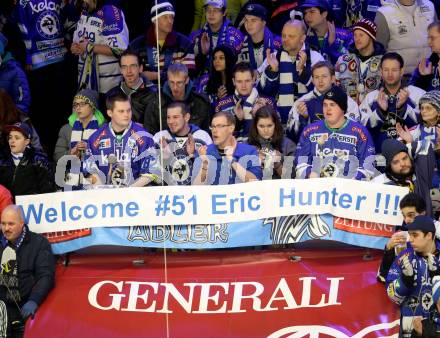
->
[107,50,156,124]
[144,63,210,135]
[193,111,262,185]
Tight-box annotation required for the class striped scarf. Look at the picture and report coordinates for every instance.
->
[240,27,277,70]
[233,87,259,121]
[70,115,101,150]
[277,49,312,123]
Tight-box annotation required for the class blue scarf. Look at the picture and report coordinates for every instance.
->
[201,19,233,55]
[1,224,27,251]
[199,19,235,71]
[69,110,105,150]
[245,27,277,70]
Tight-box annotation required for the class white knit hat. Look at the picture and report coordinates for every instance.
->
[150,1,175,22]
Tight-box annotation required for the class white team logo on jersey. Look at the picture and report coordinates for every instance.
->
[171,158,190,183]
[37,11,60,39]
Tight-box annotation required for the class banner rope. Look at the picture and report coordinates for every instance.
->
[154,2,169,338]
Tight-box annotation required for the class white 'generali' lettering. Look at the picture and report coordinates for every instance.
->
[88,277,343,313]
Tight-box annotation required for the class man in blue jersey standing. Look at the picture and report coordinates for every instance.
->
[295,85,376,180]
[84,92,159,187]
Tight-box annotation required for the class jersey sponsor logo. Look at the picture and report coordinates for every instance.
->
[309,133,328,143]
[37,10,60,39]
[77,27,96,43]
[420,5,431,13]
[36,38,63,50]
[103,23,121,34]
[303,124,320,137]
[29,0,60,14]
[342,54,352,62]
[99,149,131,165]
[367,5,379,12]
[315,146,350,160]
[89,19,101,28]
[99,138,111,149]
[331,133,357,145]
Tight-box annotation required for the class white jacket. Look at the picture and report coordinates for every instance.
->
[377,0,436,74]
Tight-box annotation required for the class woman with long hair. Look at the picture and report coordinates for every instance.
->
[197,45,237,107]
[248,105,296,179]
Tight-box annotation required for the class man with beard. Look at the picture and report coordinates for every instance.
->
[372,138,435,217]
[360,52,426,152]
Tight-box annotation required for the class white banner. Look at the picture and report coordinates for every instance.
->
[16,178,408,233]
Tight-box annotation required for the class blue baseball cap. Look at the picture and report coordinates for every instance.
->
[298,0,330,12]
[407,215,436,233]
[4,122,33,139]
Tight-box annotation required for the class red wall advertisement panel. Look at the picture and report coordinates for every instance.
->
[25,249,400,338]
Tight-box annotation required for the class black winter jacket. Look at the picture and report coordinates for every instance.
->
[0,228,55,307]
[143,80,210,135]
[0,147,56,198]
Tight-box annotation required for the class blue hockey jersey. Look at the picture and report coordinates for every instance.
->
[84,122,156,185]
[14,0,67,69]
[153,124,212,186]
[386,242,440,338]
[295,119,376,180]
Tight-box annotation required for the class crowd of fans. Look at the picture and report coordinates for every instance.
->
[0,0,440,336]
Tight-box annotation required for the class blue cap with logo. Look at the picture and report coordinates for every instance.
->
[4,122,33,139]
[298,0,330,12]
[243,4,267,21]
